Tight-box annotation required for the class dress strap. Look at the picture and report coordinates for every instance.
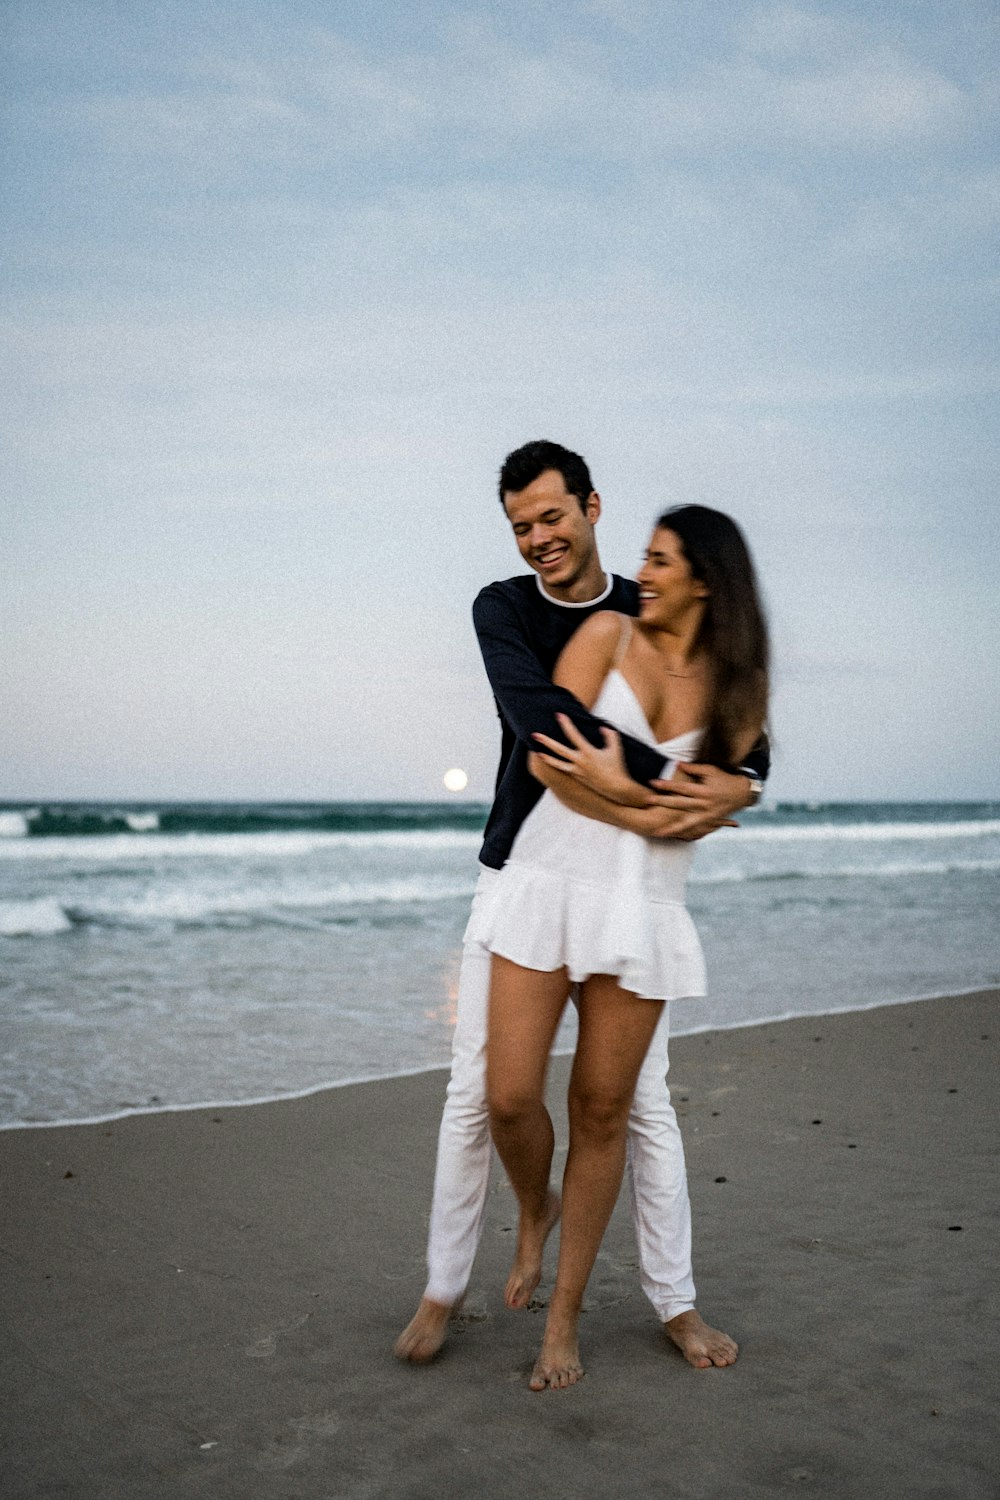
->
[612,615,633,669]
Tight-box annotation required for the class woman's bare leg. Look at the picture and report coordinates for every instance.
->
[487,955,569,1308]
[530,975,664,1390]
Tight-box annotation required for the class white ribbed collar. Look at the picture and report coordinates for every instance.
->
[535,571,612,609]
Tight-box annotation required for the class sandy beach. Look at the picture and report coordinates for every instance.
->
[2,989,997,1499]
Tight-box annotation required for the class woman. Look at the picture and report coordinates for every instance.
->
[467,504,769,1390]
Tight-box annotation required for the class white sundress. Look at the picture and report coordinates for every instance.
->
[466,668,707,1002]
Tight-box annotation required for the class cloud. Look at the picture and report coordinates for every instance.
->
[27,4,978,182]
[584,0,652,35]
[742,2,850,60]
[771,56,968,145]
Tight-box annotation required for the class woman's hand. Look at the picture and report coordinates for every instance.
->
[531,713,650,806]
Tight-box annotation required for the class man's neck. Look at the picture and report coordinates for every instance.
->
[535,560,610,606]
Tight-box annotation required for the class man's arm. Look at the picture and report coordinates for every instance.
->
[474,586,767,825]
[533,615,762,825]
[534,713,770,816]
[527,752,735,841]
[473,587,671,787]
[737,734,770,783]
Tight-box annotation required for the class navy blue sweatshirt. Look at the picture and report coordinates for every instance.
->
[475,572,770,869]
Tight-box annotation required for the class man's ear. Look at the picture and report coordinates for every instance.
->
[585,490,601,524]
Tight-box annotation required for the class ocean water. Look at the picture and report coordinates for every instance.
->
[1,800,998,1127]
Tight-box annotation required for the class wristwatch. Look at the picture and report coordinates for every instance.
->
[743,776,764,806]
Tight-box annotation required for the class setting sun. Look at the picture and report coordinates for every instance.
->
[442,768,468,793]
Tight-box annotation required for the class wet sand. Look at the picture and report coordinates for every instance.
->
[2,990,998,1499]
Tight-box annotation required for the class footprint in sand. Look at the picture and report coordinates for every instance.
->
[255,1410,341,1472]
[243,1312,310,1359]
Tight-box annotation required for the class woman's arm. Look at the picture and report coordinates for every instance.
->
[527,752,737,839]
[527,750,648,831]
[538,620,767,819]
[531,614,730,828]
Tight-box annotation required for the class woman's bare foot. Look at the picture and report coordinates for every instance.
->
[393,1297,453,1363]
[664,1309,739,1368]
[505,1190,561,1309]
[528,1325,584,1391]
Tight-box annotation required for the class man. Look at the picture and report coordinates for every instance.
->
[395,441,767,1368]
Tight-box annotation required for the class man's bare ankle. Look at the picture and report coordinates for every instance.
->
[393,1296,456,1363]
[424,1297,451,1314]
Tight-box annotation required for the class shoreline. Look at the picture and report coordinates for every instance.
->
[3,981,995,1135]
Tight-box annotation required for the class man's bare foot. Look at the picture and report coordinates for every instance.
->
[505,1190,561,1309]
[664,1309,739,1369]
[393,1297,453,1364]
[528,1328,584,1391]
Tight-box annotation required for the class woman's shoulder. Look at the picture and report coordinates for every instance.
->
[554,610,631,697]
[574,609,629,646]
[559,609,628,668]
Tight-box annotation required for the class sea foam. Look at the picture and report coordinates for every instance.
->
[734,819,1000,843]
[68,876,479,927]
[0,829,484,862]
[0,812,32,839]
[0,898,73,936]
[124,812,160,833]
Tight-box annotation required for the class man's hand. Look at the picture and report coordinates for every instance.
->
[634,763,752,840]
[649,762,755,820]
[533,719,756,827]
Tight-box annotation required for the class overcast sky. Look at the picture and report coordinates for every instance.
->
[3,0,998,803]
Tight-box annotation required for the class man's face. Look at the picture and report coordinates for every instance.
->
[502,469,601,595]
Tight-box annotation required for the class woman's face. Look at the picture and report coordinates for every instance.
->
[637,527,708,628]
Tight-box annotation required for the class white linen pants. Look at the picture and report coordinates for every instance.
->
[424,868,697,1321]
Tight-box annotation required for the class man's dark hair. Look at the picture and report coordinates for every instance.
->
[498,440,594,511]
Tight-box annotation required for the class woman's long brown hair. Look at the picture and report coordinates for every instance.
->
[655,505,770,769]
